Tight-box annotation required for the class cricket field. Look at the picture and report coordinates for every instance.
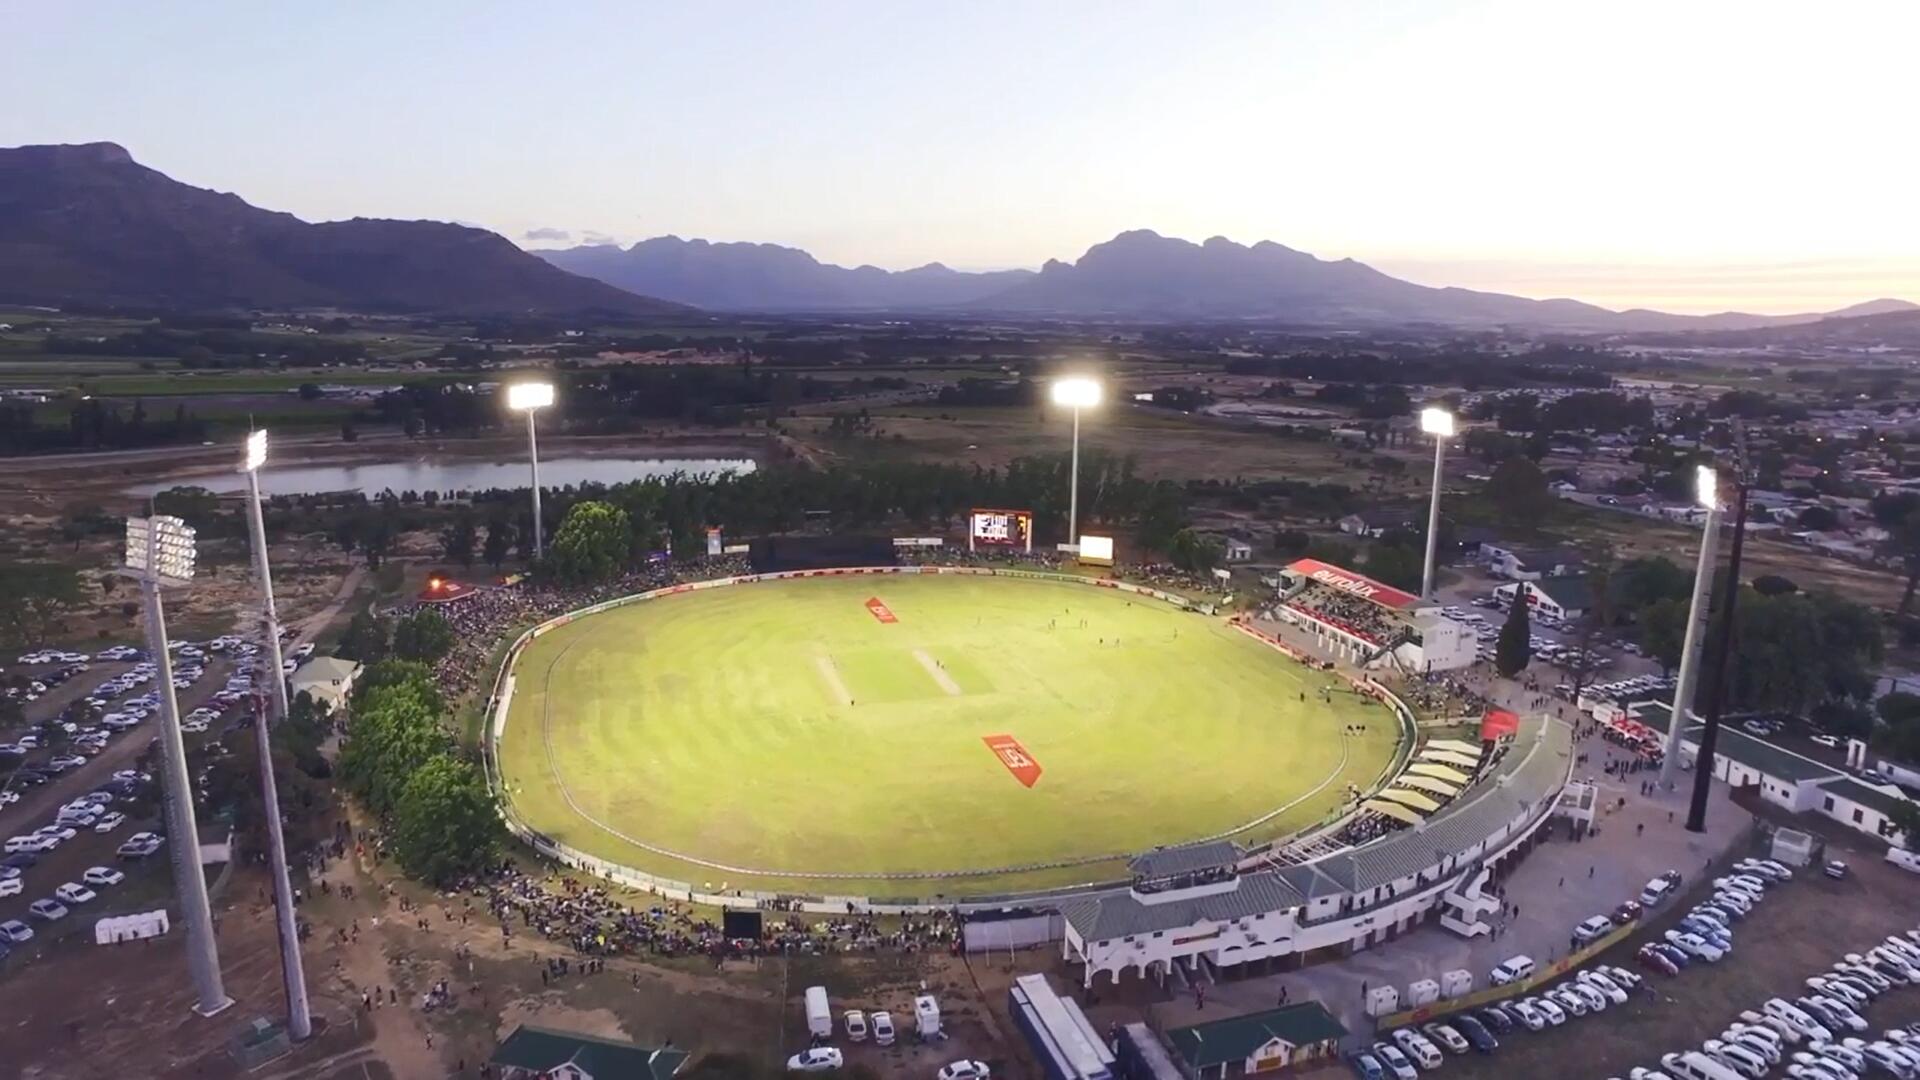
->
[496,573,1401,897]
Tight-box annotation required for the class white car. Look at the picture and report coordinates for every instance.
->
[785,1047,842,1073]
[82,866,124,886]
[0,878,21,898]
[4,836,51,854]
[0,919,33,942]
[28,898,68,921]
[936,1062,990,1080]
[1421,1022,1470,1054]
[1704,1039,1768,1078]
[94,812,128,833]
[1530,996,1567,1026]
[54,882,96,905]
[869,1010,894,1047]
[1666,930,1725,962]
[1371,1043,1419,1080]
[1579,970,1629,1004]
[1390,1028,1444,1069]
[843,1010,866,1042]
[1507,999,1546,1031]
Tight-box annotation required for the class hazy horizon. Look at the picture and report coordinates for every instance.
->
[7,0,1917,316]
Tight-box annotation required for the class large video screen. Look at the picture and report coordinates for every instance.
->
[969,509,1033,552]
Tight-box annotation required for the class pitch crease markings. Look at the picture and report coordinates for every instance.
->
[914,649,963,696]
[814,654,853,705]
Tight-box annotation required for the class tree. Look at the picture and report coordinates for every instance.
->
[150,485,221,532]
[1751,574,1799,596]
[483,519,514,569]
[1889,800,1920,851]
[1167,528,1222,575]
[1797,505,1840,531]
[391,755,501,885]
[336,611,390,664]
[392,610,455,664]
[0,563,85,648]
[549,501,632,584]
[1613,556,1691,616]
[1889,508,1920,616]
[1487,456,1551,525]
[1495,591,1532,677]
[441,512,477,568]
[1362,542,1423,593]
[1639,598,1688,674]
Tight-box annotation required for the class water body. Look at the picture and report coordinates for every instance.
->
[127,456,756,497]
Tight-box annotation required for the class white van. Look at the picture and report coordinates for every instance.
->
[804,986,831,1039]
[1490,955,1536,986]
[1639,877,1676,907]
[1887,847,1920,875]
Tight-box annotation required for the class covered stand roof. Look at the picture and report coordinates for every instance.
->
[1361,799,1426,827]
[1377,788,1442,813]
[1419,748,1483,770]
[1407,762,1473,785]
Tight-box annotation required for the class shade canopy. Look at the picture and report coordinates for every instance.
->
[1361,799,1426,827]
[1419,749,1483,770]
[1425,739,1483,758]
[1377,788,1443,813]
[1396,774,1460,798]
[1407,762,1473,785]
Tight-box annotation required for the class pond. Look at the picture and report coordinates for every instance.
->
[126,456,756,497]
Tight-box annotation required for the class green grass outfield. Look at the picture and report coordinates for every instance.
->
[498,573,1399,898]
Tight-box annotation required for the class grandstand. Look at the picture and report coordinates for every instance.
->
[1270,558,1474,672]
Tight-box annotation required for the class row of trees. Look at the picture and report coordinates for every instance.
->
[335,662,501,884]
[336,608,455,666]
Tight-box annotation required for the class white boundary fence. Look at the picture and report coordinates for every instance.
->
[480,565,1415,914]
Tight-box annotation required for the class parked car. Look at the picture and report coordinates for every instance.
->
[935,1061,990,1080]
[28,898,68,921]
[1370,1042,1419,1080]
[53,882,96,905]
[869,1010,894,1047]
[784,1047,842,1073]
[0,919,33,943]
[1421,1022,1470,1055]
[82,866,124,886]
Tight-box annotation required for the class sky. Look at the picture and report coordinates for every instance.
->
[6,0,1917,314]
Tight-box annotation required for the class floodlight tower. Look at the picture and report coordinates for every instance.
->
[1658,465,1724,791]
[507,381,555,559]
[1418,407,1455,600]
[1050,376,1102,550]
[239,430,312,1039]
[120,515,232,1017]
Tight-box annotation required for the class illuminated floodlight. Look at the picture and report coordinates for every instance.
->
[507,381,555,411]
[242,429,269,473]
[123,515,197,586]
[1050,376,1102,409]
[1420,407,1455,437]
[1695,465,1719,510]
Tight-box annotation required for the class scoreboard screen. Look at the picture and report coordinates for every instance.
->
[969,509,1033,552]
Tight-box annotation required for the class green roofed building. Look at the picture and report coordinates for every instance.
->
[1164,1002,1348,1077]
[489,1025,688,1080]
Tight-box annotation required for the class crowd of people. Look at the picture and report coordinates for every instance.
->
[387,555,754,698]
[1392,669,1492,719]
[464,863,961,961]
[1282,582,1402,645]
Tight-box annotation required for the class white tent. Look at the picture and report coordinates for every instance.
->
[94,909,169,945]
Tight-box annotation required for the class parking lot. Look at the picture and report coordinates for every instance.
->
[0,637,266,961]
[1440,840,1920,1079]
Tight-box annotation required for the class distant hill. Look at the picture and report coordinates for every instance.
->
[540,235,1035,312]
[1622,307,1920,350]
[546,228,1910,331]
[0,142,689,316]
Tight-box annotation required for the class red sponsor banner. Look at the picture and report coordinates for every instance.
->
[1284,558,1421,611]
[1480,708,1520,740]
[983,734,1043,788]
[864,597,898,624]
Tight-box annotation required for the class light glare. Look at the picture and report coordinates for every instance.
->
[1695,465,1719,510]
[1420,407,1455,437]
[242,429,268,472]
[1050,376,1101,409]
[507,382,555,411]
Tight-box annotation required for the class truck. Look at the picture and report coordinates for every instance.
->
[804,986,831,1039]
[914,993,942,1039]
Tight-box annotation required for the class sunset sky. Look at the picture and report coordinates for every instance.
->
[7,0,1914,313]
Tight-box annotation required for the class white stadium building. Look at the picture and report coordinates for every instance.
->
[1271,559,1476,673]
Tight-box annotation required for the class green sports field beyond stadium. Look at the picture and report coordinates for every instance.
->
[497,573,1401,897]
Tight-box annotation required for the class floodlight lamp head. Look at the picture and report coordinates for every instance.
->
[1050,376,1101,409]
[242,429,268,472]
[1695,464,1719,510]
[1420,407,1455,437]
[123,515,197,584]
[507,382,555,411]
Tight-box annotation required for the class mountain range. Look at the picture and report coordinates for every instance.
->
[544,229,1914,331]
[0,141,1909,331]
[0,142,686,316]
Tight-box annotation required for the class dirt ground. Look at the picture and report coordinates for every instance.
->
[1444,820,1920,1080]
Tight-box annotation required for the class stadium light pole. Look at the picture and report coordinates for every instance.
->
[239,430,312,1040]
[1658,465,1724,792]
[119,516,233,1018]
[1418,407,1455,600]
[1051,376,1102,550]
[1688,467,1752,833]
[507,381,555,560]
